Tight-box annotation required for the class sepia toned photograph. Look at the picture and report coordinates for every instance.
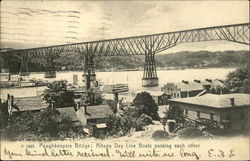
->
[0,0,249,160]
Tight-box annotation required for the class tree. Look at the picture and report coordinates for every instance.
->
[81,89,103,106]
[2,107,83,141]
[105,115,124,137]
[90,114,129,138]
[132,92,159,120]
[123,106,154,131]
[38,107,84,139]
[210,85,229,94]
[2,111,41,140]
[42,80,74,108]
[38,108,61,137]
[0,112,9,130]
[137,114,153,128]
[165,105,185,123]
[224,65,250,94]
[2,108,61,140]
[105,99,117,113]
[123,105,145,118]
[0,101,9,129]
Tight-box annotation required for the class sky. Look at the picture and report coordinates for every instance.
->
[0,0,249,52]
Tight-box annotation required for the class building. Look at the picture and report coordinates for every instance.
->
[169,93,250,131]
[22,102,114,128]
[132,89,170,105]
[75,104,114,127]
[1,93,113,129]
[2,94,113,128]
[5,95,49,115]
[161,79,225,99]
[57,107,82,127]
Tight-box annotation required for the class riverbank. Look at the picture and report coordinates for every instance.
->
[5,66,236,75]
[1,68,235,99]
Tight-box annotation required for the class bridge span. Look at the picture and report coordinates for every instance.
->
[0,23,249,89]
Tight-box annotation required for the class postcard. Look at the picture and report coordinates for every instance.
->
[0,0,249,160]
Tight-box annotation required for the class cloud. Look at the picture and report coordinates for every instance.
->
[69,11,80,14]
[17,11,32,16]
[65,36,79,40]
[68,20,80,23]
[67,26,78,28]
[67,31,78,34]
[68,15,80,18]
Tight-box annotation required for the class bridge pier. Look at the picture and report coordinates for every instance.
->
[0,56,10,73]
[44,56,56,78]
[142,51,159,87]
[19,55,30,76]
[83,54,96,90]
[142,77,159,87]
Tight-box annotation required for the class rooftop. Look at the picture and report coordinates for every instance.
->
[170,93,250,108]
[174,82,204,91]
[13,96,48,112]
[57,107,81,126]
[78,104,113,119]
[163,79,225,92]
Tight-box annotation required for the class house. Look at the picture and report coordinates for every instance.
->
[75,104,114,127]
[5,95,49,115]
[57,107,82,127]
[132,89,170,105]
[161,79,225,99]
[169,93,250,131]
[0,95,49,129]
[3,94,113,128]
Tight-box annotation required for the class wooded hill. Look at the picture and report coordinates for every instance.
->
[1,50,249,73]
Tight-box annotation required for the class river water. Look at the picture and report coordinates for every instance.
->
[0,68,235,99]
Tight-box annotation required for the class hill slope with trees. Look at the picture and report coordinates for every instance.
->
[1,50,249,73]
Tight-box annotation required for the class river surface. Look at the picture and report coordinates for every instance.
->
[0,68,235,99]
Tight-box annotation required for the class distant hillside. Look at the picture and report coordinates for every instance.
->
[155,50,250,68]
[56,50,249,71]
[1,50,249,73]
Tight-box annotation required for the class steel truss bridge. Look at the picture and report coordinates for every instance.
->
[0,23,249,89]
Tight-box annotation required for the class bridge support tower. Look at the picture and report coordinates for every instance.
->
[44,56,56,78]
[0,56,10,73]
[83,54,96,90]
[19,54,30,76]
[142,51,158,87]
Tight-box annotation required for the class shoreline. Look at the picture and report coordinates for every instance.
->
[6,66,237,75]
